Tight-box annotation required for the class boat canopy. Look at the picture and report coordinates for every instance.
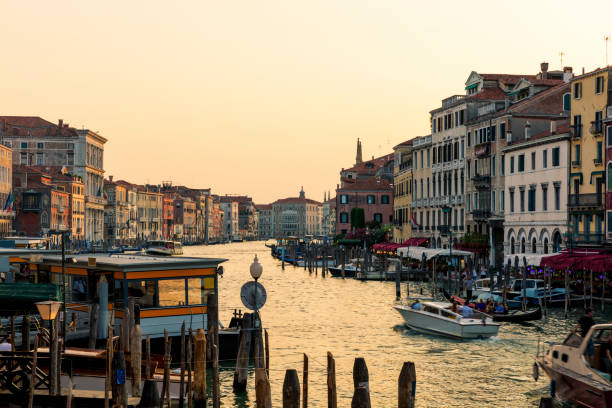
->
[397,247,473,260]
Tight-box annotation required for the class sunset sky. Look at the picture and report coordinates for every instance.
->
[1,1,610,203]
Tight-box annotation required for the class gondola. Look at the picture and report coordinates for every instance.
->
[443,290,542,323]
[491,306,542,323]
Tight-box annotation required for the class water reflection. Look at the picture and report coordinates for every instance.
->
[184,242,609,407]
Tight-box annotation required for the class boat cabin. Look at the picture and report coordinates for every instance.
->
[21,254,226,339]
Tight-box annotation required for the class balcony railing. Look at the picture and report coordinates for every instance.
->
[571,160,581,167]
[567,193,604,207]
[594,158,603,166]
[572,233,604,245]
[472,209,491,220]
[590,120,603,135]
[571,124,582,138]
[472,175,491,189]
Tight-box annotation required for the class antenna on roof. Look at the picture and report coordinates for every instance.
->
[605,36,610,67]
[559,51,564,68]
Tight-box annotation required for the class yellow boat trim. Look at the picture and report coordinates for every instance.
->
[115,306,207,318]
[113,268,216,280]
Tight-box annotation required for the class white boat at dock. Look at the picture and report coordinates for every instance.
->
[394,301,499,339]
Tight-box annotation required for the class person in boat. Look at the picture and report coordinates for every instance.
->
[575,307,595,338]
[495,302,505,314]
[480,265,487,279]
[0,338,12,351]
[475,299,486,312]
[464,275,473,301]
[573,307,595,357]
[459,302,474,318]
[451,299,458,313]
[601,332,612,374]
[411,299,422,310]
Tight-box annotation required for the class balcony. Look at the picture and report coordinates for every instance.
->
[472,175,491,189]
[572,233,604,245]
[590,121,603,135]
[571,124,582,139]
[472,209,491,221]
[594,158,603,166]
[571,160,581,167]
[567,193,604,208]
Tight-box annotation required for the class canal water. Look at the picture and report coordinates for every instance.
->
[184,242,605,407]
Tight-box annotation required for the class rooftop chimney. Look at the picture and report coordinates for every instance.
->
[524,121,531,139]
[563,66,574,83]
[540,62,549,79]
[58,119,63,129]
[550,121,557,135]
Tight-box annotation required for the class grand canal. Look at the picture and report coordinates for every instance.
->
[184,241,604,407]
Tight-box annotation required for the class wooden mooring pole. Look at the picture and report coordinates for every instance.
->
[282,369,300,408]
[179,322,186,408]
[327,352,337,408]
[398,361,416,408]
[255,368,272,408]
[131,321,142,397]
[303,353,309,408]
[193,328,207,407]
[352,357,371,408]
[28,335,37,408]
[233,313,253,391]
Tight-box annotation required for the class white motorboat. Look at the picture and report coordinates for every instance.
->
[145,240,184,256]
[394,301,499,339]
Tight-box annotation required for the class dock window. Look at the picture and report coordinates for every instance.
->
[158,279,187,307]
[188,277,215,305]
[127,280,156,308]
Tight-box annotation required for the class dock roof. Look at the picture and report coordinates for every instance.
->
[30,254,227,273]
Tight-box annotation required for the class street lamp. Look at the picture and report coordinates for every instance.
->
[250,255,263,328]
[36,300,61,395]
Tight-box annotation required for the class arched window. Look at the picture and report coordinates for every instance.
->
[553,231,562,252]
[532,238,537,254]
[521,238,526,253]
[511,237,515,254]
[543,238,549,254]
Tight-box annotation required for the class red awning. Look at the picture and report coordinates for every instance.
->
[402,238,428,247]
[541,250,612,272]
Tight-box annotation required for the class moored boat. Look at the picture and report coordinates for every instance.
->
[536,324,612,407]
[491,306,542,323]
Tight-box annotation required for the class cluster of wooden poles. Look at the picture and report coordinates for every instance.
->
[261,353,417,408]
[280,244,376,277]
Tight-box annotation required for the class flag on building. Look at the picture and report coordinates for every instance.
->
[410,211,419,229]
[4,193,14,212]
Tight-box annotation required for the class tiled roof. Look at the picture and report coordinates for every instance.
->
[272,197,321,205]
[0,116,78,138]
[339,177,392,192]
[467,87,507,101]
[508,83,570,114]
[219,195,253,204]
[507,121,571,146]
[255,204,272,210]
[344,153,394,174]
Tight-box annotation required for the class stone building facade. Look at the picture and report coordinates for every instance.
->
[393,140,413,243]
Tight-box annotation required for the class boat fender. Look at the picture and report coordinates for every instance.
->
[532,362,539,382]
[550,380,555,397]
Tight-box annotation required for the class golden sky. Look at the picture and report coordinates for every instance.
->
[1,1,611,203]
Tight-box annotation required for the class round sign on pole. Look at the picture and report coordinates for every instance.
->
[240,281,267,311]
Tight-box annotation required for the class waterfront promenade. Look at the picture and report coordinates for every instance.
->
[185,241,604,407]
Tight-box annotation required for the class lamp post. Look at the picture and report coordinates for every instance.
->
[249,255,263,328]
[36,300,61,395]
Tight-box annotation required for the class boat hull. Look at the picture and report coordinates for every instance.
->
[394,306,499,339]
[539,362,612,408]
[328,267,356,278]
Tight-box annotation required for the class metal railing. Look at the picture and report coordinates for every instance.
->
[567,193,604,207]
